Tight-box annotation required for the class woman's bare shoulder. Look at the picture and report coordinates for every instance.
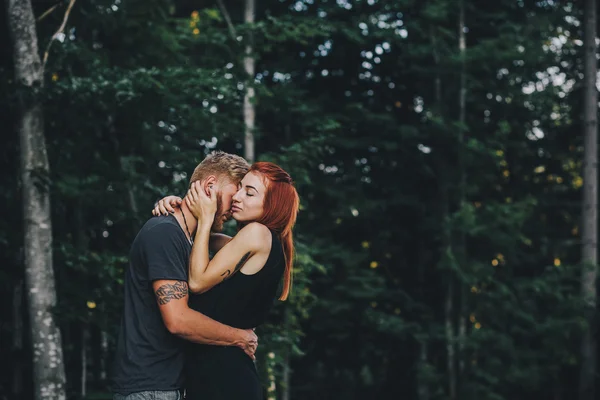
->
[237,222,272,251]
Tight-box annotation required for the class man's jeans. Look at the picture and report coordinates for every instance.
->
[113,390,183,400]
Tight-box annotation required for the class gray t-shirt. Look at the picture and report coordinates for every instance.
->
[110,215,191,394]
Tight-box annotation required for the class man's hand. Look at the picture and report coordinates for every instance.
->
[152,196,183,216]
[153,280,259,352]
[236,328,258,360]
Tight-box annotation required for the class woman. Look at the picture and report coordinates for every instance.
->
[154,161,299,400]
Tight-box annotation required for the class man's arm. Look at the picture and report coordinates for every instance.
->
[209,233,232,254]
[152,279,257,358]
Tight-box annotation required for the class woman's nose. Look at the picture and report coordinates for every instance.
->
[232,189,242,202]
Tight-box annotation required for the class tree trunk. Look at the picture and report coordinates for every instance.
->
[243,0,256,163]
[416,238,430,400]
[12,279,24,398]
[81,324,88,398]
[579,0,598,398]
[431,24,456,400]
[445,276,456,400]
[281,307,292,400]
[457,0,468,386]
[108,116,140,232]
[281,350,290,400]
[75,204,89,398]
[120,155,139,218]
[417,341,430,400]
[100,330,109,381]
[7,0,67,399]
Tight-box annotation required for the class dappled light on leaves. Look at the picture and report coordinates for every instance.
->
[554,258,561,267]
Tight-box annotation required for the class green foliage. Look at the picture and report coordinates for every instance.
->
[0,0,592,399]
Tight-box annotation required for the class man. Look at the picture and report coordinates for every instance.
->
[111,151,255,400]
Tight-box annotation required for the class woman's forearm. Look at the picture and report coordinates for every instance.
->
[188,219,213,292]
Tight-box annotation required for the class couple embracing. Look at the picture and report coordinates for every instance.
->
[110,151,299,400]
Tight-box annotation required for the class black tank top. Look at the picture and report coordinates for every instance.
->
[188,229,285,329]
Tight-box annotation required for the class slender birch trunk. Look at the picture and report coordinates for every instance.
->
[579,0,598,398]
[7,0,67,398]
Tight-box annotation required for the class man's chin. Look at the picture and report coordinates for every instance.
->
[211,220,224,233]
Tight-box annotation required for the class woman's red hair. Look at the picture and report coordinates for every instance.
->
[250,162,299,301]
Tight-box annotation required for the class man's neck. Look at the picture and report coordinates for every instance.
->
[177,203,198,240]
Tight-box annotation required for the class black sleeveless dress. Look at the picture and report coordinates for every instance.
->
[184,229,285,400]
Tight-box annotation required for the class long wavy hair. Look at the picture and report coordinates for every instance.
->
[249,162,299,301]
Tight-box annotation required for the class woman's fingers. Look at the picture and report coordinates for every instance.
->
[158,200,170,215]
[207,186,216,202]
[164,198,180,213]
[185,182,217,216]
[197,181,208,200]
[190,182,200,203]
[152,196,182,216]
[152,202,164,216]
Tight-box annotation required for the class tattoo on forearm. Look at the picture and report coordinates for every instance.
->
[155,281,188,305]
[220,252,251,282]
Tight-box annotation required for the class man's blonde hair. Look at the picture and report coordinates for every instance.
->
[189,150,250,187]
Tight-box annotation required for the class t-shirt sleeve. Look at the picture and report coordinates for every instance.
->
[141,224,188,282]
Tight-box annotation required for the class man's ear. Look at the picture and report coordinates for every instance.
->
[203,176,217,196]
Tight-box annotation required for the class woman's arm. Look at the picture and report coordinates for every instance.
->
[185,182,216,293]
[189,223,269,293]
[185,182,269,294]
[189,217,213,293]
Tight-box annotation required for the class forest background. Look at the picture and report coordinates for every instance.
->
[2,1,600,400]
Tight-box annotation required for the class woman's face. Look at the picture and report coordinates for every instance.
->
[231,171,267,222]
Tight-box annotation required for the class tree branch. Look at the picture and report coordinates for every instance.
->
[216,0,238,41]
[42,0,77,67]
[37,1,63,22]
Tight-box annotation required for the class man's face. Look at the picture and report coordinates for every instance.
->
[212,181,239,232]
